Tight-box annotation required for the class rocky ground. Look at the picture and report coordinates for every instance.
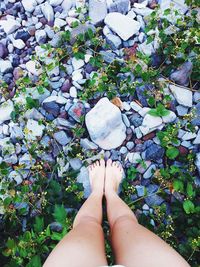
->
[0,0,199,266]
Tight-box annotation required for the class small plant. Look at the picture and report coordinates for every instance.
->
[148,103,170,117]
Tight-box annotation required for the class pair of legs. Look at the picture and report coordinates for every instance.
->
[44,160,190,267]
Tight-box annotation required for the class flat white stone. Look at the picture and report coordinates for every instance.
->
[0,19,21,34]
[25,119,45,141]
[130,101,142,112]
[104,12,140,41]
[70,87,77,98]
[54,18,66,28]
[193,130,200,144]
[26,60,42,76]
[72,70,83,81]
[142,114,162,129]
[0,100,14,124]
[12,39,25,49]
[72,58,85,70]
[169,84,193,107]
[182,132,197,141]
[138,107,151,117]
[50,0,64,6]
[41,2,54,22]
[85,97,126,149]
[126,152,142,164]
[0,60,12,74]
[22,0,37,12]
[162,111,176,123]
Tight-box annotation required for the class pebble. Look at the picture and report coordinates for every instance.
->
[126,152,142,164]
[0,43,8,59]
[104,12,140,41]
[106,34,122,50]
[162,111,176,123]
[176,105,188,116]
[68,102,85,122]
[41,2,54,23]
[85,97,126,150]
[69,87,77,98]
[193,130,200,145]
[0,60,12,74]
[143,164,156,179]
[170,61,193,86]
[80,138,98,150]
[89,0,107,25]
[0,100,14,124]
[9,171,23,185]
[12,39,25,49]
[26,60,42,76]
[169,84,193,107]
[126,141,134,150]
[69,158,82,170]
[182,132,197,141]
[25,119,45,141]
[77,166,91,198]
[54,131,71,146]
[108,0,130,14]
[144,143,164,161]
[0,19,21,34]
[136,185,145,197]
[72,58,85,70]
[35,30,47,44]
[195,153,200,175]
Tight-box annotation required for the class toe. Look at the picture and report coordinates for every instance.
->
[107,159,112,167]
[100,159,105,167]
[113,161,117,167]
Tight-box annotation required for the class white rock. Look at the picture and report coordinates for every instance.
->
[193,130,200,144]
[72,58,85,70]
[26,60,42,76]
[133,7,154,17]
[41,2,54,22]
[85,97,126,149]
[0,19,21,34]
[0,100,14,124]
[130,101,142,112]
[138,107,151,117]
[12,39,25,49]
[104,12,140,41]
[140,114,162,135]
[0,60,12,74]
[162,111,176,123]
[54,18,66,28]
[72,70,83,81]
[138,40,155,56]
[169,84,193,107]
[61,0,73,12]
[50,0,64,6]
[134,0,148,8]
[84,54,92,63]
[25,119,45,141]
[70,87,77,98]
[182,132,197,141]
[89,0,107,25]
[22,0,37,12]
[143,164,156,179]
[126,152,141,164]
[135,127,143,138]
[195,153,200,174]
[9,171,23,185]
[35,29,46,44]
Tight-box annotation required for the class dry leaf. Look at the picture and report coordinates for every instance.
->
[111,97,123,110]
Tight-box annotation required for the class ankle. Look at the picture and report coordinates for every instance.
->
[105,189,118,199]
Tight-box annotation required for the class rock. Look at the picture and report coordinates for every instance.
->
[68,102,85,122]
[19,153,36,169]
[22,0,37,12]
[162,111,176,123]
[135,84,153,107]
[15,30,30,42]
[69,158,82,170]
[182,132,196,141]
[120,146,128,154]
[126,141,134,150]
[12,39,25,49]
[9,171,23,185]
[144,143,164,161]
[104,12,140,41]
[0,43,8,59]
[72,58,85,70]
[50,222,63,232]
[35,30,47,44]
[130,113,143,127]
[61,80,71,92]
[77,166,91,198]
[108,0,130,14]
[85,97,126,149]
[138,40,155,56]
[89,0,107,25]
[195,153,200,175]
[25,119,45,141]
[26,60,42,76]
[169,84,192,107]
[70,24,96,45]
[0,60,12,74]
[193,130,200,145]
[130,101,142,112]
[170,61,193,86]
[132,7,154,16]
[176,105,188,116]
[72,70,83,82]
[54,18,66,28]
[80,138,98,150]
[136,185,145,197]
[106,34,122,50]
[126,152,141,164]
[140,114,162,135]
[41,2,54,22]
[0,100,14,124]
[10,125,24,140]
[54,131,71,146]
[0,19,21,34]
[145,184,164,207]
[143,164,156,179]
[194,92,200,103]
[43,101,60,117]
[69,87,77,98]
[0,137,15,156]
[99,50,116,63]
[50,0,64,6]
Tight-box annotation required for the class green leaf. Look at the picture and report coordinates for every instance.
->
[6,238,16,249]
[186,182,195,198]
[26,97,39,109]
[183,200,195,214]
[173,180,184,192]
[33,217,44,233]
[166,147,179,159]
[53,204,67,225]
[27,255,41,267]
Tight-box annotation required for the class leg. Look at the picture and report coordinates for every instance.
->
[44,160,108,267]
[105,159,190,267]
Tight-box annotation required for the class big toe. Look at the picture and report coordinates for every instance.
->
[107,159,112,167]
[100,159,105,167]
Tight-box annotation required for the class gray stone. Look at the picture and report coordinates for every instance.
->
[0,60,12,74]
[0,43,8,59]
[19,153,36,169]
[176,105,188,116]
[143,164,156,179]
[85,97,126,150]
[68,102,85,122]
[50,222,63,232]
[0,100,14,124]
[22,0,37,12]
[145,184,164,207]
[126,141,134,150]
[0,19,21,34]
[144,143,164,161]
[104,12,140,41]
[122,114,130,127]
[169,84,193,107]
[10,125,24,140]
[77,166,91,198]
[193,130,200,145]
[136,185,145,197]
[195,153,200,175]
[106,34,122,50]
[43,101,60,117]
[41,2,54,22]
[108,0,130,14]
[35,30,47,44]
[25,119,45,141]
[120,146,128,154]
[70,24,96,45]
[89,0,107,25]
[53,131,71,146]
[80,138,98,150]
[170,61,193,86]
[9,171,23,185]
[126,152,141,164]
[99,51,116,63]
[194,92,200,103]
[69,158,82,170]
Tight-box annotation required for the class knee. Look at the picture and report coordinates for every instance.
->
[73,215,102,229]
[112,215,138,231]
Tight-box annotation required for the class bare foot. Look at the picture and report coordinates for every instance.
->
[88,159,105,196]
[105,159,123,196]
